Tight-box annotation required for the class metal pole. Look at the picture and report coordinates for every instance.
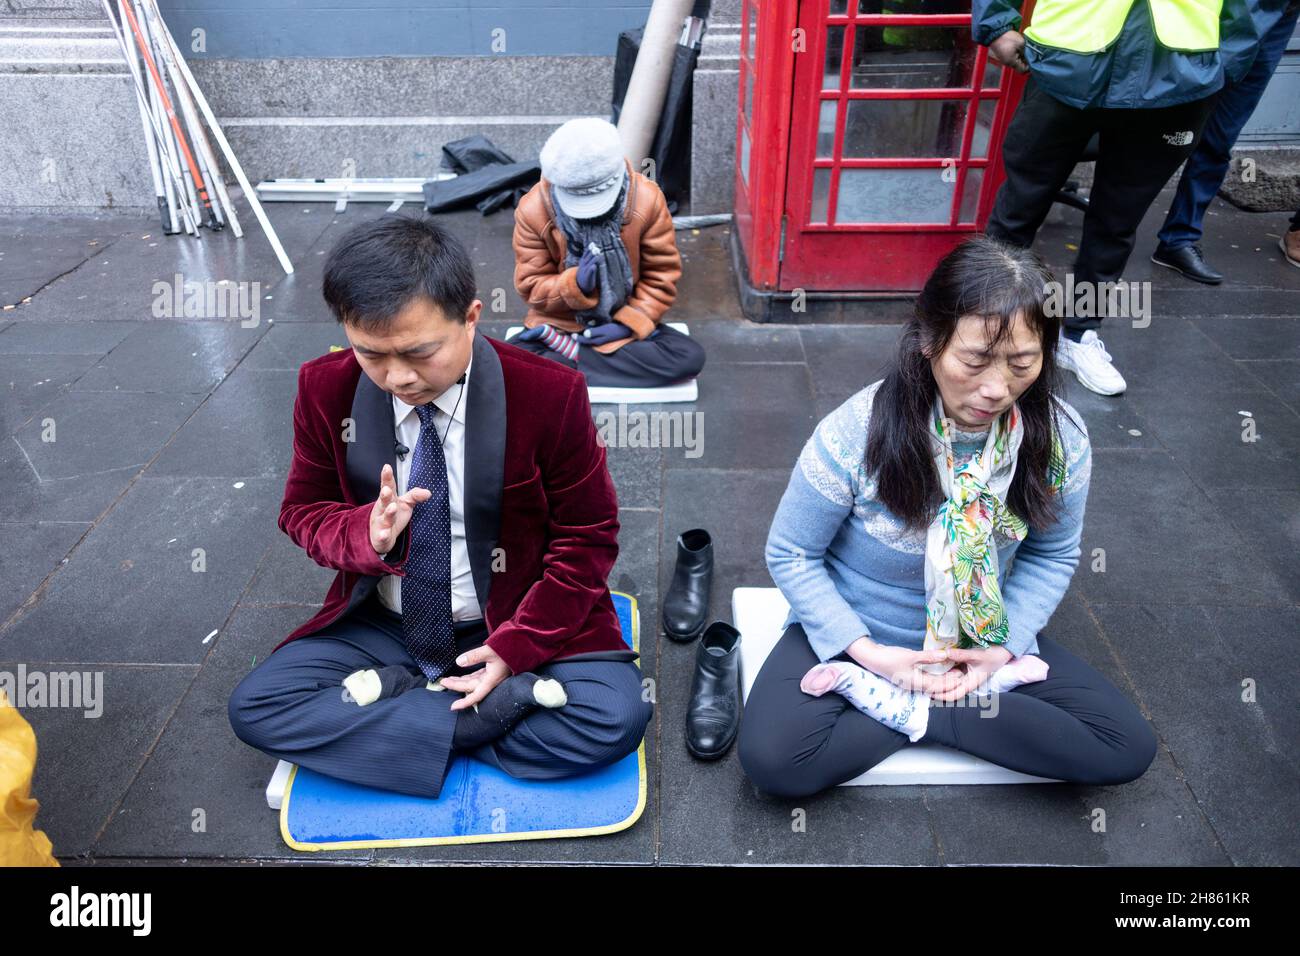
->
[148,3,294,274]
[98,0,199,235]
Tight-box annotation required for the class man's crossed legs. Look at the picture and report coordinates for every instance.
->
[228,591,653,799]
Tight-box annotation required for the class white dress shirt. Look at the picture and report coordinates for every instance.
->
[377,352,483,622]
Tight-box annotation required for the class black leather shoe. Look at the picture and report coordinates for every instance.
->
[662,528,712,642]
[1151,243,1223,284]
[685,622,742,760]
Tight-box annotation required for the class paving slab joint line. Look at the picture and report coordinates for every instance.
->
[2,234,125,310]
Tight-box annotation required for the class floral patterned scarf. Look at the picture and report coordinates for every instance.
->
[920,396,1066,673]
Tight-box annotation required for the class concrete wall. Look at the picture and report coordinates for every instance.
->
[0,0,740,214]
[152,0,653,57]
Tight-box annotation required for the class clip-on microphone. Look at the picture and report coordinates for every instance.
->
[393,370,467,461]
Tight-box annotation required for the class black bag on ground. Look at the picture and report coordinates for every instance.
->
[422,134,539,215]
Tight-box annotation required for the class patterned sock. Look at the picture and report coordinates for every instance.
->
[534,324,581,362]
[801,661,930,742]
[452,672,568,750]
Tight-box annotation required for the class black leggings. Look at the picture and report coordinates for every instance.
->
[737,623,1157,799]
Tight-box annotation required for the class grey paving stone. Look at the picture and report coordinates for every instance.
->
[0,432,141,525]
[661,362,815,472]
[13,389,200,479]
[1077,450,1289,606]
[0,217,127,307]
[1238,360,1300,414]
[4,201,332,326]
[71,321,266,394]
[0,477,281,665]
[799,324,901,417]
[1059,378,1163,450]
[1191,315,1300,362]
[1203,605,1300,742]
[239,321,350,371]
[0,318,141,355]
[602,440,664,511]
[241,528,337,608]
[0,351,103,435]
[93,605,370,861]
[1090,603,1300,865]
[1124,385,1300,492]
[1080,316,1263,394]
[0,520,91,623]
[689,321,804,364]
[0,662,196,859]
[149,368,297,479]
[1204,488,1300,604]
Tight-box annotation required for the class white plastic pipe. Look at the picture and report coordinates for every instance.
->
[147,1,294,274]
[617,0,694,167]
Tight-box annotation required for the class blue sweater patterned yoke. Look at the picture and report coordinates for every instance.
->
[764,380,1093,664]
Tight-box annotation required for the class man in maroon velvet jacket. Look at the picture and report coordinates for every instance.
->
[228,215,652,799]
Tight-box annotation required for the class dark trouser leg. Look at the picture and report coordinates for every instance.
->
[1157,6,1300,250]
[468,657,654,780]
[923,634,1157,785]
[736,623,909,798]
[986,77,1100,249]
[1068,95,1218,333]
[577,324,707,389]
[227,598,461,799]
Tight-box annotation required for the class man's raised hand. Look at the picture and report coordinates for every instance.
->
[369,463,431,555]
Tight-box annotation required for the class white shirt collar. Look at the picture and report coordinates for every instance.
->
[392,350,472,426]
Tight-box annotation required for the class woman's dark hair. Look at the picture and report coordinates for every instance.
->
[865,234,1077,532]
[322,214,475,332]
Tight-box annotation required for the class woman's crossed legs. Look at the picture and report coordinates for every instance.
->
[737,622,1157,799]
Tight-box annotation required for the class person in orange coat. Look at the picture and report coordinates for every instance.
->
[507,117,706,389]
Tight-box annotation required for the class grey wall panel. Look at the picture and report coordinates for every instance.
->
[155,0,653,57]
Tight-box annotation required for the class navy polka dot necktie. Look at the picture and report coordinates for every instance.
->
[401,402,457,681]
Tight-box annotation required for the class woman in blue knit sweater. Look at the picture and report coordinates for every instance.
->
[737,237,1156,799]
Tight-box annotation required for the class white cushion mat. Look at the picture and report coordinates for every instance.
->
[503,321,698,404]
[732,587,1061,786]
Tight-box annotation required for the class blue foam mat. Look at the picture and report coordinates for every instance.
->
[280,592,645,851]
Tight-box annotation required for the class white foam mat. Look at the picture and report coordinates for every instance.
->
[503,322,699,404]
[731,587,1062,786]
[266,759,293,810]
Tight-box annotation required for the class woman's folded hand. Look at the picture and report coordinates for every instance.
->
[848,638,966,697]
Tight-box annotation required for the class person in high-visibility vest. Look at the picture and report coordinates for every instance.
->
[973,0,1241,396]
[1151,0,1300,283]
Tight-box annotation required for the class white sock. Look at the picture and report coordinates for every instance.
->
[973,655,1049,697]
[802,661,931,742]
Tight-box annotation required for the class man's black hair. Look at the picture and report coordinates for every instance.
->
[322,214,476,332]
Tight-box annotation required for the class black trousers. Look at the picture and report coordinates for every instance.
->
[987,77,1217,333]
[506,323,706,389]
[737,622,1157,799]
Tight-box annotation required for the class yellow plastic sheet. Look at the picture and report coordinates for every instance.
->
[0,690,58,866]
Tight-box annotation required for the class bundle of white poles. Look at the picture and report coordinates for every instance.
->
[100,0,293,274]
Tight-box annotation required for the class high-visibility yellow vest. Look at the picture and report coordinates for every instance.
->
[1025,0,1223,54]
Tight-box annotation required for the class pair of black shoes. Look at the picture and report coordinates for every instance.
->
[662,529,742,761]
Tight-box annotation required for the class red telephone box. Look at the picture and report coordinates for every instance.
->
[733,0,1030,318]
